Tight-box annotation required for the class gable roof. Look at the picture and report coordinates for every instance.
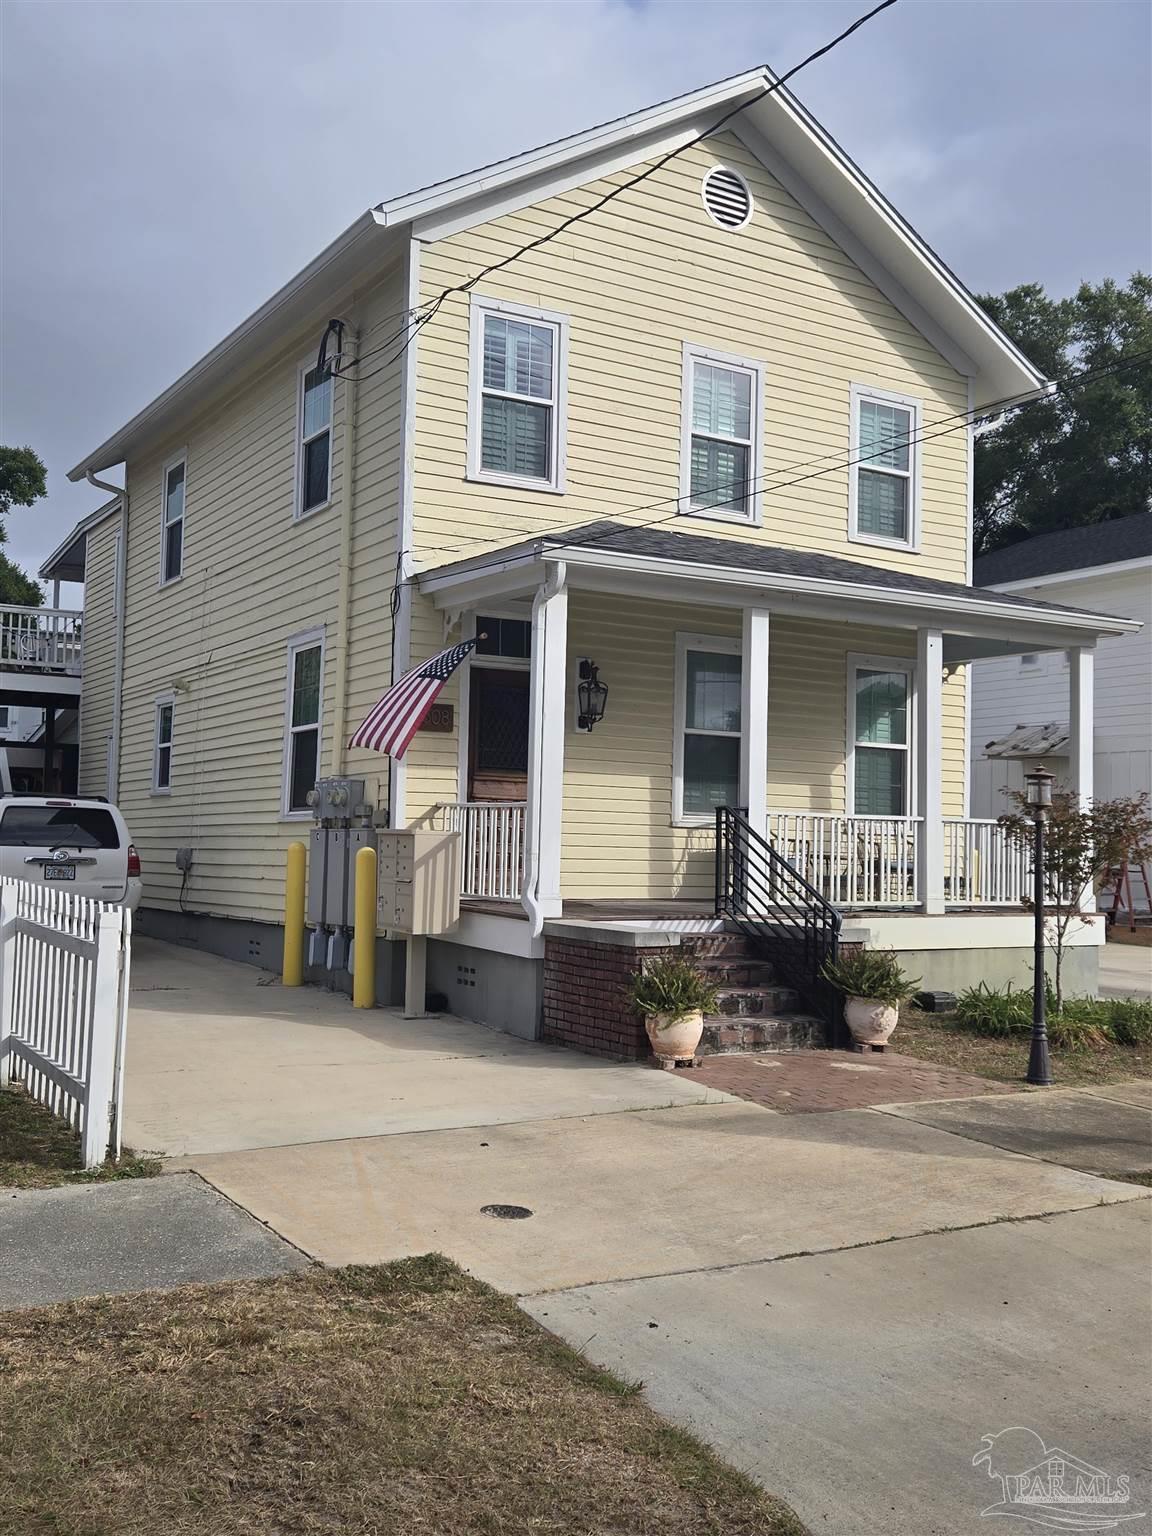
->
[974,511,1152,587]
[69,66,1046,481]
[38,496,122,583]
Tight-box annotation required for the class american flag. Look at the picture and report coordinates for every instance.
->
[349,638,479,758]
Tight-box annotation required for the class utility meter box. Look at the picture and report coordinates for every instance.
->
[378,829,460,935]
[308,826,376,929]
[309,777,367,820]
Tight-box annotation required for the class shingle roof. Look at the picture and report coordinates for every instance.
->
[973,512,1152,587]
[506,520,1117,621]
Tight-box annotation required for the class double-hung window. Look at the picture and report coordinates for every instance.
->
[849,660,912,816]
[153,696,174,793]
[297,361,333,517]
[469,297,567,491]
[675,635,742,821]
[160,456,186,583]
[850,385,920,548]
[681,345,762,522]
[283,631,324,815]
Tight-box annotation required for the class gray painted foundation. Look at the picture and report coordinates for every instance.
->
[136,906,404,1006]
[427,938,543,1040]
[893,945,1099,997]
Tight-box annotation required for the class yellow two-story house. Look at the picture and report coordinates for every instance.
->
[54,68,1134,1047]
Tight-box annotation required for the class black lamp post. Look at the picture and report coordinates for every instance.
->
[1024,764,1055,1087]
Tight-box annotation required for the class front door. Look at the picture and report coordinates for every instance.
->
[468,667,529,801]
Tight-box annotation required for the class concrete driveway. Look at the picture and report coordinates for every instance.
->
[124,938,731,1156]
[1099,940,1152,998]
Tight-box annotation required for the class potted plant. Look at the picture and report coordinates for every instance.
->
[821,948,920,1051]
[626,955,719,1065]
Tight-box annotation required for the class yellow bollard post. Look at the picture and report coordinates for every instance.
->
[352,844,378,1009]
[282,841,307,987]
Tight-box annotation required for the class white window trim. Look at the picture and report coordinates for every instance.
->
[152,692,175,796]
[679,343,764,527]
[280,626,326,819]
[158,451,187,587]
[673,631,742,827]
[0,706,10,731]
[294,356,334,521]
[467,294,569,494]
[845,652,917,818]
[848,382,922,553]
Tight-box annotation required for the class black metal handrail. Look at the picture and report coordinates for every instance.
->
[715,805,844,1042]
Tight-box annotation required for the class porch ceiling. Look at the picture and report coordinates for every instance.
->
[417,521,1142,654]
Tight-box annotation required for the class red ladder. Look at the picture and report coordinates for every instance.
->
[1103,860,1152,931]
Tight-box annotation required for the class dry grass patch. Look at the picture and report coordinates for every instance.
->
[0,1254,807,1536]
[896,1009,1152,1087]
[0,1086,161,1189]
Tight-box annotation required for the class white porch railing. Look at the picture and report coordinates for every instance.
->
[943,818,1031,907]
[768,811,1030,909]
[769,812,921,907]
[0,880,131,1167]
[437,802,527,901]
[0,605,83,674]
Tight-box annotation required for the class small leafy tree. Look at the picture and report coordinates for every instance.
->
[0,445,47,605]
[999,788,1152,1010]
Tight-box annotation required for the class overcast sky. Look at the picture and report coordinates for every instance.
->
[1,0,1149,587]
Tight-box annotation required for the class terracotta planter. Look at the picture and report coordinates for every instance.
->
[844,996,899,1049]
[645,1008,705,1062]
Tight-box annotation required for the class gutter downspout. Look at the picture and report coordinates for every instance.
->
[521,558,566,936]
[331,325,361,773]
[86,470,127,802]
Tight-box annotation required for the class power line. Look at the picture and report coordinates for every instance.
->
[411,349,1152,567]
[325,0,900,383]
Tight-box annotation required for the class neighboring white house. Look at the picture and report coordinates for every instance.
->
[971,511,1152,911]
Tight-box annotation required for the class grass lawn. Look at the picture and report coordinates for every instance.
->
[0,1086,161,1189]
[896,1008,1152,1088]
[0,1255,807,1536]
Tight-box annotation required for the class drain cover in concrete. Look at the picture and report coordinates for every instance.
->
[0,1172,309,1309]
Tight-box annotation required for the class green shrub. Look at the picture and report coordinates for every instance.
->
[954,981,1032,1037]
[1098,997,1152,1048]
[1046,1001,1112,1052]
[821,948,920,1005]
[625,956,719,1023]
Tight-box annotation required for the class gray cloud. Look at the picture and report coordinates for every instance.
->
[2,0,1149,581]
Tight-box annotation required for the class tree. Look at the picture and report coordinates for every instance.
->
[974,275,1152,554]
[0,445,47,606]
[998,788,1152,1010]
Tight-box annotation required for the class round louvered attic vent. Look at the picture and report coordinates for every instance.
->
[701,167,753,230]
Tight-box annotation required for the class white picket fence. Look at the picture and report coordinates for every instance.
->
[0,879,131,1167]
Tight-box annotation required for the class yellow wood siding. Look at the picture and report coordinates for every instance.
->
[77,513,121,798]
[411,131,970,582]
[113,266,406,922]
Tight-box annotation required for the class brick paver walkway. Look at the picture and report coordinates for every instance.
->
[691,1049,1020,1113]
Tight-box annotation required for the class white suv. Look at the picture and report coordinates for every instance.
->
[0,795,143,909]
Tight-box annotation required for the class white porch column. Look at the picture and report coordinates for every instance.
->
[916,628,945,914]
[739,608,770,840]
[1067,646,1094,810]
[522,561,568,933]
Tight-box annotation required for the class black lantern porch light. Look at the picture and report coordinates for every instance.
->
[577,660,608,732]
[1024,764,1055,1087]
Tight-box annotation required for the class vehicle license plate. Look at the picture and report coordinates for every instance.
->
[44,865,76,881]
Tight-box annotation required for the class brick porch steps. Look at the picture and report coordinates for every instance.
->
[682,932,826,1054]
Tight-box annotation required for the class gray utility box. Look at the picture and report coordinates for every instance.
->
[308,827,377,929]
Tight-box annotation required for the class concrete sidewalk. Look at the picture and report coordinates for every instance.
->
[0,1173,308,1308]
[125,939,732,1156]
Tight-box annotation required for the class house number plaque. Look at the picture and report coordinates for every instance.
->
[419,704,454,733]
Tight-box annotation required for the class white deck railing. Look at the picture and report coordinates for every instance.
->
[0,880,132,1167]
[769,812,921,907]
[437,801,527,901]
[943,817,1031,907]
[769,811,1030,909]
[0,605,83,674]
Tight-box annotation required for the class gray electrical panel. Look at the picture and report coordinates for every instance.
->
[307,825,376,929]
